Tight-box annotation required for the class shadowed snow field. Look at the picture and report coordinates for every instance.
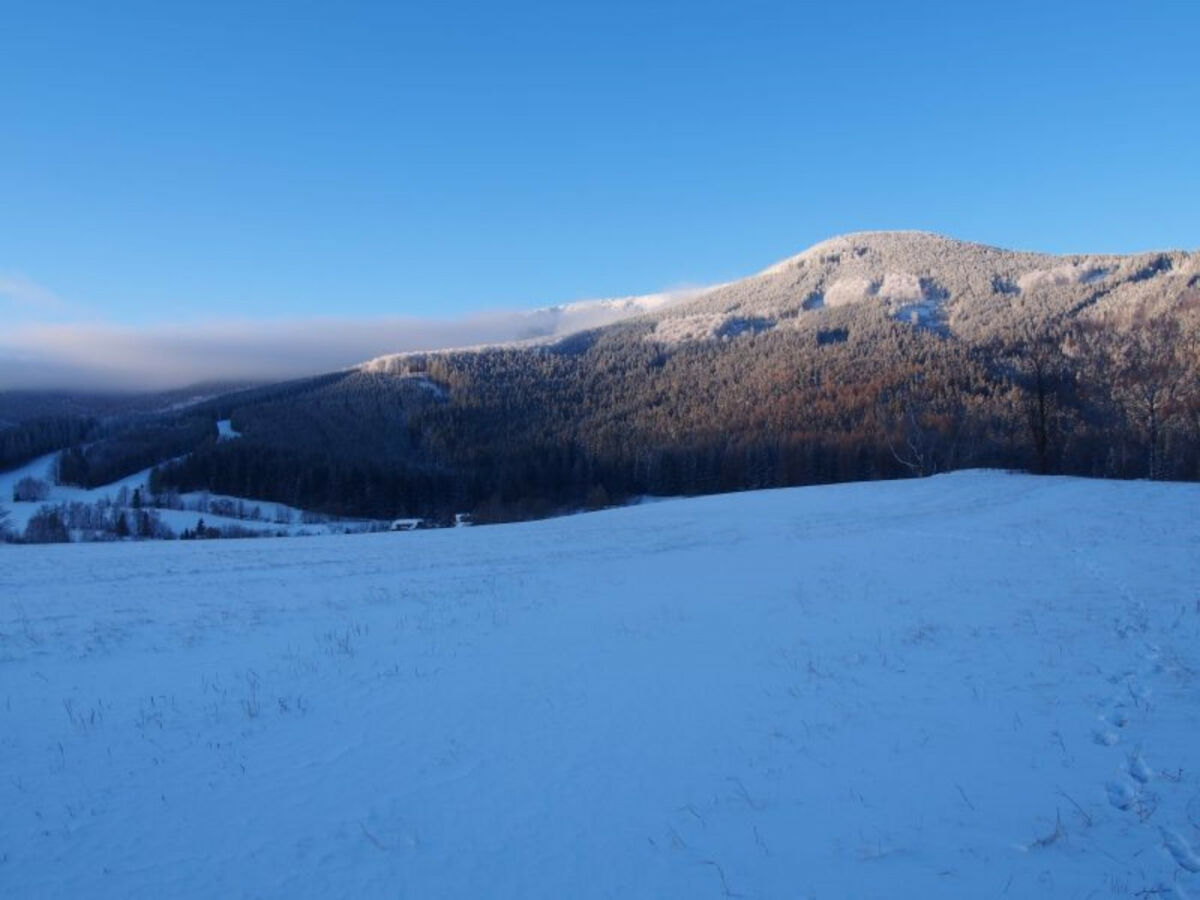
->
[2,471,1199,898]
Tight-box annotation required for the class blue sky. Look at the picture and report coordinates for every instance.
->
[2,0,1198,333]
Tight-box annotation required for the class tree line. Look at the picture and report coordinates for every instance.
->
[147,295,1200,522]
[4,290,1195,527]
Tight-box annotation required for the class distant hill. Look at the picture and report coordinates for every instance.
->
[6,232,1198,522]
[366,230,1198,365]
[652,230,1196,342]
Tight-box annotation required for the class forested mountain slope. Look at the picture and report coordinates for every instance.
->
[9,232,1197,523]
[656,230,1195,342]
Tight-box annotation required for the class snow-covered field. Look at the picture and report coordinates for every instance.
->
[0,450,367,537]
[2,471,1199,898]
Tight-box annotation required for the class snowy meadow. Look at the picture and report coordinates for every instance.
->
[2,471,1199,898]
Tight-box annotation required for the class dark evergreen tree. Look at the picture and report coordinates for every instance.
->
[24,508,70,543]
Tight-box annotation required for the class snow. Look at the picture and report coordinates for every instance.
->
[0,452,363,537]
[648,313,729,345]
[216,419,241,440]
[0,453,160,532]
[1017,264,1095,293]
[824,276,877,307]
[757,230,950,276]
[877,271,925,303]
[2,471,1199,898]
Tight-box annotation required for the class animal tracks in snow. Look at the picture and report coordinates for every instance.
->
[1161,828,1200,874]
[1127,751,1153,786]
[1106,780,1138,812]
[1087,596,1200,889]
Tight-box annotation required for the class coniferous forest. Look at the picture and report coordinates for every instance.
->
[5,234,1199,526]
[141,302,1197,523]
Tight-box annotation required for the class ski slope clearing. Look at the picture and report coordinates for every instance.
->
[2,472,1199,898]
[0,452,365,537]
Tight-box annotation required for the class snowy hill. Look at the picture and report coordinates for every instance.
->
[3,472,1199,897]
[363,230,1199,362]
[362,230,1199,359]
[644,230,1198,345]
[5,230,1198,527]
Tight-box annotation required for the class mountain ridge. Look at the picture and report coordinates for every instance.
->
[361,230,1198,370]
[6,230,1198,529]
[647,230,1197,346]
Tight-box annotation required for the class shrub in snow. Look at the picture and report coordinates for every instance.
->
[13,476,50,503]
[23,507,70,544]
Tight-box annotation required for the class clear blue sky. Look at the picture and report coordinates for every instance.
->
[3,0,1198,325]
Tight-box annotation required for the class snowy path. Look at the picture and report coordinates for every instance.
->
[1,471,1198,898]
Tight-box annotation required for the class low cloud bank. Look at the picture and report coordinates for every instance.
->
[0,291,697,392]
